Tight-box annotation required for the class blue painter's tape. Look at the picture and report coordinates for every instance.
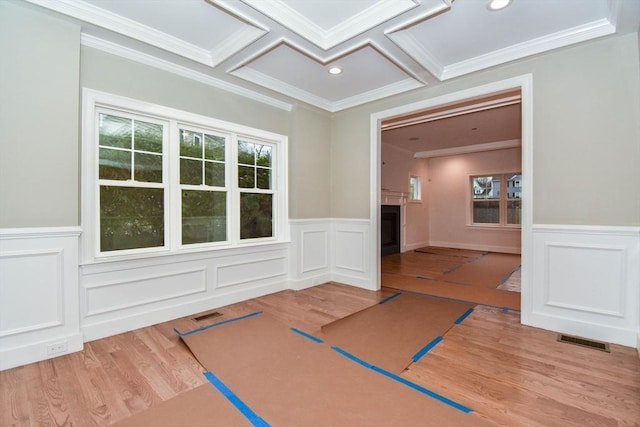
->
[501,307,510,313]
[454,308,474,325]
[370,366,473,413]
[331,346,374,369]
[290,327,324,343]
[332,347,473,413]
[412,336,443,362]
[378,292,402,304]
[174,311,262,337]
[204,371,270,427]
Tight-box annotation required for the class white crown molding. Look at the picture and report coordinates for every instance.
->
[414,139,521,159]
[231,67,334,111]
[386,30,445,80]
[232,64,422,112]
[241,0,418,50]
[330,78,424,112]
[390,13,617,82]
[24,0,215,66]
[441,18,617,80]
[81,34,293,112]
[210,25,268,67]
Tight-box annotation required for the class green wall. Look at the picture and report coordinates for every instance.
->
[2,1,639,229]
[0,1,80,227]
[331,33,640,226]
[0,1,333,227]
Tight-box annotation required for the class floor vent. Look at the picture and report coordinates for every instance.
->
[193,311,222,322]
[557,334,610,352]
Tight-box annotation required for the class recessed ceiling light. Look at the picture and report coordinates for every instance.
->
[487,0,512,11]
[328,66,343,75]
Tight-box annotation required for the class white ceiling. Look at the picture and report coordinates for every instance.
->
[24,0,639,114]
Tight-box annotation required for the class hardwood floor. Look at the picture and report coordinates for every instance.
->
[1,282,638,426]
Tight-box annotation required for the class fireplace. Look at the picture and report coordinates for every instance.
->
[381,205,401,256]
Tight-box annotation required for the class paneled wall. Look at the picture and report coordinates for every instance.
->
[0,228,82,370]
[526,225,639,347]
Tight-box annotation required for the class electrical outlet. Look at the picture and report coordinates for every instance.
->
[47,341,68,356]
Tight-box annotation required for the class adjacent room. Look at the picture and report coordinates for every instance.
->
[1,0,639,426]
[379,90,523,310]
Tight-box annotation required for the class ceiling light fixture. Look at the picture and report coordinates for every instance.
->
[487,0,512,11]
[328,66,343,75]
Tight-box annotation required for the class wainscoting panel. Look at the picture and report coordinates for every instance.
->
[216,255,287,289]
[80,244,290,341]
[289,219,332,290]
[0,227,82,371]
[529,225,640,346]
[332,219,372,289]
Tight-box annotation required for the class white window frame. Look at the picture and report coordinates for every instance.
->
[81,89,289,264]
[467,172,521,229]
[408,175,421,202]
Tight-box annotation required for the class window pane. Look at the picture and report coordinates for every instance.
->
[473,200,500,224]
[240,193,272,239]
[507,174,522,199]
[472,176,500,199]
[99,148,131,180]
[205,134,225,161]
[205,161,225,187]
[238,141,255,165]
[238,165,255,188]
[507,200,521,225]
[256,144,272,167]
[257,168,271,189]
[99,114,131,149]
[180,158,202,185]
[134,152,162,183]
[134,121,163,153]
[182,190,226,244]
[100,186,164,251]
[180,129,202,158]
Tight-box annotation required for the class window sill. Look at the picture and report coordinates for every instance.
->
[466,224,521,231]
[80,239,291,272]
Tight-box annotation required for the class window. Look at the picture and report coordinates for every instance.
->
[409,175,421,201]
[470,173,521,226]
[83,89,288,260]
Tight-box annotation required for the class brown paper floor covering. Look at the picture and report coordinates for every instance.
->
[111,383,253,427]
[178,312,494,426]
[319,292,474,373]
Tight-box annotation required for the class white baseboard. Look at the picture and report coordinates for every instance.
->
[289,272,333,291]
[82,281,286,342]
[0,332,83,371]
[428,240,521,254]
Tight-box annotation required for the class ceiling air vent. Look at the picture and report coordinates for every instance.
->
[557,334,610,352]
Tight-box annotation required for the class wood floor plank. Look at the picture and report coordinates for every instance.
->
[1,282,638,426]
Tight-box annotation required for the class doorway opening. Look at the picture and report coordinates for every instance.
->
[369,75,533,321]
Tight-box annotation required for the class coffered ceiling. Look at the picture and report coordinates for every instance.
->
[23,0,639,113]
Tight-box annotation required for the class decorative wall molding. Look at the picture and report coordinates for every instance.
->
[0,227,82,371]
[527,224,640,346]
[289,218,374,290]
[80,244,290,341]
[81,34,292,112]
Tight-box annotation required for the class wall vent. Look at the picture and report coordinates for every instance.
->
[193,311,222,322]
[557,334,610,352]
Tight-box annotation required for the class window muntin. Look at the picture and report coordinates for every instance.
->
[471,173,521,227]
[84,90,288,261]
[238,139,275,239]
[97,111,168,253]
[179,127,229,246]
